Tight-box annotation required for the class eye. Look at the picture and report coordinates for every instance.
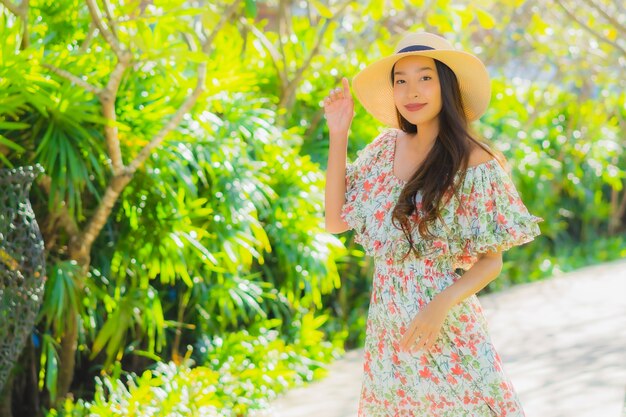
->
[395,79,405,84]
[421,76,432,81]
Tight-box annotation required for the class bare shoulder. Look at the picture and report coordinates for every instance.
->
[468,143,496,167]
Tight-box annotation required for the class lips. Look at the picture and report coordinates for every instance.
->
[405,103,426,111]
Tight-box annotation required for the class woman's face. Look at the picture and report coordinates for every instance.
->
[392,55,442,127]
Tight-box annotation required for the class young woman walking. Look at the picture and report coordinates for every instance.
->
[323,32,542,416]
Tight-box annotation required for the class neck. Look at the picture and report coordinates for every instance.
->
[407,118,439,153]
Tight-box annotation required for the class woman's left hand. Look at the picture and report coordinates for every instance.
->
[399,297,451,353]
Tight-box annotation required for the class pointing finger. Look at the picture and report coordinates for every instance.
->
[342,77,350,94]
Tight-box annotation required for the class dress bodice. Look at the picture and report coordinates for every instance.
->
[340,128,542,270]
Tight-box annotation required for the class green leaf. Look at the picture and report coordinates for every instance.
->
[426,13,453,32]
[0,121,29,130]
[244,0,258,18]
[91,312,121,359]
[370,0,384,20]
[38,334,59,401]
[311,0,333,18]
[0,133,25,167]
[476,8,495,29]
[45,345,58,400]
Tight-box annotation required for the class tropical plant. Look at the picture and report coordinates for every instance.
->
[0,1,624,416]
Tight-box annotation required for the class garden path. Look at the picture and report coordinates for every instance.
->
[260,259,626,417]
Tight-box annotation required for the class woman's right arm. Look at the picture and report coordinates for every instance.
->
[322,77,355,234]
[324,130,350,233]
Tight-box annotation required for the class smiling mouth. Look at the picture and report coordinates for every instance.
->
[405,103,426,111]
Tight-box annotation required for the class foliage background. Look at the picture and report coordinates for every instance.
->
[0,0,624,416]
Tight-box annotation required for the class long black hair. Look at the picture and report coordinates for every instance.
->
[390,59,500,260]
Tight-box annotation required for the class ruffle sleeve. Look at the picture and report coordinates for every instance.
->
[339,130,390,245]
[340,160,366,243]
[447,159,543,269]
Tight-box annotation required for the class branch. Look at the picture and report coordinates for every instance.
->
[45,35,130,176]
[555,0,626,59]
[277,0,290,79]
[125,62,207,174]
[610,179,626,233]
[85,0,125,58]
[239,17,288,87]
[581,0,626,38]
[279,19,330,107]
[72,174,131,265]
[0,0,20,16]
[19,0,29,48]
[101,0,119,40]
[42,63,103,95]
[126,0,243,173]
[279,0,351,108]
[79,20,97,53]
[1,0,30,48]
[488,0,534,67]
[287,20,330,85]
[203,0,242,53]
[103,51,131,94]
[38,175,80,239]
[100,53,131,175]
[615,182,626,224]
[43,3,126,186]
[75,0,242,260]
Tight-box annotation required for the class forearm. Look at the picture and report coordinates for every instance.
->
[433,252,503,309]
[324,130,350,232]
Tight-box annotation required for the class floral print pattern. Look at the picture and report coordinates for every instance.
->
[340,128,542,416]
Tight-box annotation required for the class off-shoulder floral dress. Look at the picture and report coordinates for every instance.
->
[340,128,542,417]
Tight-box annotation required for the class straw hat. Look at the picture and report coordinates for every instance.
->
[352,32,491,127]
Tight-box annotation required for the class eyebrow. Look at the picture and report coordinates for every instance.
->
[393,67,434,75]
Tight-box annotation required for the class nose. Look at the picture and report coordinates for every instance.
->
[399,78,421,98]
[408,82,421,99]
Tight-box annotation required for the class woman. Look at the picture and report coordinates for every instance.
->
[323,32,542,416]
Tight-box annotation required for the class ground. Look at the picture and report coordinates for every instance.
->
[256,259,626,417]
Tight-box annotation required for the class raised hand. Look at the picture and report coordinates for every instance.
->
[322,77,354,136]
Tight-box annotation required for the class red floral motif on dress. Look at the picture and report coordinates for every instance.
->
[340,129,542,416]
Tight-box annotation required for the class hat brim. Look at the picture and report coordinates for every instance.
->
[352,50,491,127]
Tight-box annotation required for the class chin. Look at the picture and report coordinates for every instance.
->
[397,112,417,125]
[403,114,438,127]
[401,116,428,126]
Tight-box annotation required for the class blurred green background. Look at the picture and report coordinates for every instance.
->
[0,0,624,416]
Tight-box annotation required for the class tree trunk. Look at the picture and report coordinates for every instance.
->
[55,175,131,402]
[47,0,233,401]
[609,186,626,234]
[55,309,78,406]
[9,338,42,417]
[0,373,12,417]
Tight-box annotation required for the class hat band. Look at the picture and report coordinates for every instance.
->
[397,45,435,53]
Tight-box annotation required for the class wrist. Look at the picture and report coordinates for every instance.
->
[433,290,457,310]
[329,129,349,139]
